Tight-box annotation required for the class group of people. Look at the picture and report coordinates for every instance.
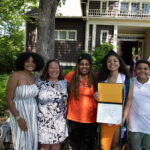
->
[5,50,150,150]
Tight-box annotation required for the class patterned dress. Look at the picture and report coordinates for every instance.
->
[35,78,68,144]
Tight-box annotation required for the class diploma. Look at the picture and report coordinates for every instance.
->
[96,83,123,124]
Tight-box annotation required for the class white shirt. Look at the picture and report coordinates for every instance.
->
[105,73,125,84]
[129,77,150,134]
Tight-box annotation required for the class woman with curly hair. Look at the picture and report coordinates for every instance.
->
[6,52,44,150]
[65,53,97,150]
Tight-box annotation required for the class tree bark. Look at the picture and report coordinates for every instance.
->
[36,0,60,63]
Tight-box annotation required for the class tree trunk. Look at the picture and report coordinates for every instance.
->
[36,0,60,63]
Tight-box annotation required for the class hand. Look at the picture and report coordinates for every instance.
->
[94,91,100,101]
[17,118,28,131]
[122,116,126,125]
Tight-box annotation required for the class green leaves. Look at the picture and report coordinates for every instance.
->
[0,30,24,73]
[0,0,38,33]
[91,42,114,71]
[0,74,9,116]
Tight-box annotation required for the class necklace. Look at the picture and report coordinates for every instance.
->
[79,76,88,88]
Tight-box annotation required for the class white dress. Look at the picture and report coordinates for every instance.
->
[9,84,39,150]
[35,78,68,144]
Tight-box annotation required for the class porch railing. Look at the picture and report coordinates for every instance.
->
[88,9,150,19]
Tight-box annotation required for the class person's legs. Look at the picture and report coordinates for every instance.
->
[111,127,120,150]
[128,132,143,150]
[83,123,97,150]
[141,133,150,150]
[100,124,119,150]
[51,143,61,150]
[68,120,83,150]
[38,144,50,150]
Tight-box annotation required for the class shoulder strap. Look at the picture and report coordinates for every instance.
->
[124,77,131,104]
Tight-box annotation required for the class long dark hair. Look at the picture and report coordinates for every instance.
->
[69,63,94,100]
[98,51,131,82]
[41,59,64,81]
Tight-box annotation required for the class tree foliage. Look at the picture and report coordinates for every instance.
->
[0,0,38,73]
[0,74,9,116]
[0,31,24,73]
[0,0,38,30]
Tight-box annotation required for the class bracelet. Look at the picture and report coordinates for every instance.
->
[15,116,21,121]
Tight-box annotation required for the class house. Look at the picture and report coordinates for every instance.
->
[26,0,150,67]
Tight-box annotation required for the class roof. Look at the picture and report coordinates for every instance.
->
[26,8,39,17]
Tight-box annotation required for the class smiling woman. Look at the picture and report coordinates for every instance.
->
[35,59,68,150]
[5,52,44,150]
[65,53,97,150]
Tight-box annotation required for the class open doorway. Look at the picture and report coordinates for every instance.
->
[120,41,142,66]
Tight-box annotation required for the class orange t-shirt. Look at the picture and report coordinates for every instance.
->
[65,71,97,123]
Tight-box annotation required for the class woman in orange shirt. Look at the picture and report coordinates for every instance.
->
[65,53,97,150]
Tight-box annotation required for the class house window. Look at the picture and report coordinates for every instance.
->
[60,31,66,40]
[142,3,150,14]
[68,32,76,40]
[55,31,58,39]
[101,30,109,44]
[55,30,77,41]
[131,3,139,14]
[120,3,129,13]
[102,2,107,10]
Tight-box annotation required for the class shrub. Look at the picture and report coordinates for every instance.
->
[91,42,114,71]
[0,74,9,116]
[63,69,73,76]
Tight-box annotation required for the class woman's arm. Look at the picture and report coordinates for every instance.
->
[6,72,27,131]
[122,79,133,124]
[6,72,19,117]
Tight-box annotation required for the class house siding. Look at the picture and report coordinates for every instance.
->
[89,1,100,9]
[96,25,114,47]
[55,18,85,62]
[81,3,86,16]
[88,24,93,51]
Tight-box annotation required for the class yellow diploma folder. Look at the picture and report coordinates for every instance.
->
[97,83,123,124]
[98,83,123,104]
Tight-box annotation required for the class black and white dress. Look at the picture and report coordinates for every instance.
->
[35,78,68,144]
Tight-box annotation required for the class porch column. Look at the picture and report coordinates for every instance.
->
[139,2,142,15]
[92,24,96,49]
[129,1,131,14]
[85,22,89,53]
[113,25,118,52]
[100,0,102,13]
